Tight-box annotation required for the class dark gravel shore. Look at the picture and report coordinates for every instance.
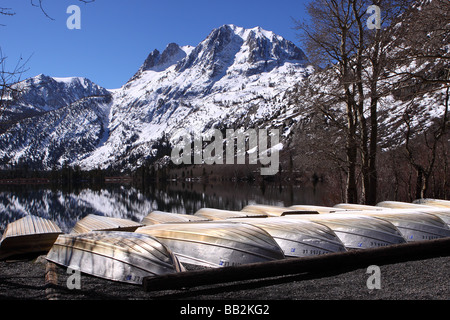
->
[0,254,448,301]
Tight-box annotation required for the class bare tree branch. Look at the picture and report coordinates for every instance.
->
[0,49,32,128]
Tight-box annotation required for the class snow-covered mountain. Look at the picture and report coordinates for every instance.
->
[4,74,110,116]
[81,24,312,170]
[0,24,312,171]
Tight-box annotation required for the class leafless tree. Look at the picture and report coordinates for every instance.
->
[387,0,449,88]
[388,0,450,199]
[294,0,362,203]
[0,50,31,131]
[402,82,449,199]
[294,0,413,204]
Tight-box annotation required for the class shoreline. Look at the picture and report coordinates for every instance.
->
[1,253,448,301]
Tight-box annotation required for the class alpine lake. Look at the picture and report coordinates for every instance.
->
[0,179,333,234]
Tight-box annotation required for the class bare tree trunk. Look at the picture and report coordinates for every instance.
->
[366,24,385,205]
[345,101,359,203]
[342,20,359,204]
[351,0,370,204]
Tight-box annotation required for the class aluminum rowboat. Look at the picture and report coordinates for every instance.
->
[195,208,267,220]
[71,214,144,233]
[414,199,450,208]
[289,205,348,214]
[135,222,285,268]
[280,213,406,249]
[342,210,450,241]
[142,211,210,225]
[377,201,450,227]
[0,215,63,259]
[228,217,347,257]
[240,204,298,216]
[334,203,387,211]
[46,231,185,285]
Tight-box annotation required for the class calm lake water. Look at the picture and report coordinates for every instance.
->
[0,181,333,234]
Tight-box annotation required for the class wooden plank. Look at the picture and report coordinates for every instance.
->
[142,237,450,292]
[45,261,60,300]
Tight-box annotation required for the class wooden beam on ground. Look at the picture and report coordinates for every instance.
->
[142,237,450,292]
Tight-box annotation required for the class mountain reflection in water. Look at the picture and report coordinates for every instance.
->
[0,181,330,234]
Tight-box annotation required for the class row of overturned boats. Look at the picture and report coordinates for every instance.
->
[1,198,450,286]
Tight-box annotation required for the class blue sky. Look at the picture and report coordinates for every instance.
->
[0,0,309,89]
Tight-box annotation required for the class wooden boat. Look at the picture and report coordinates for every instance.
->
[135,222,285,268]
[240,204,297,216]
[142,211,210,225]
[228,217,347,257]
[377,201,450,227]
[195,208,267,220]
[343,210,450,242]
[71,214,144,233]
[414,199,450,208]
[0,215,63,260]
[289,205,348,214]
[280,213,406,249]
[46,231,185,285]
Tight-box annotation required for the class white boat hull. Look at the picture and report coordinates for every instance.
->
[282,214,407,249]
[0,215,63,259]
[46,231,184,285]
[136,222,285,268]
[229,217,347,257]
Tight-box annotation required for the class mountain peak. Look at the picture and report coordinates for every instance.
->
[141,49,161,71]
[175,24,307,77]
[130,43,194,83]
[158,43,188,70]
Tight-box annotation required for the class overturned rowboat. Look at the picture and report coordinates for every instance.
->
[46,231,185,285]
[0,215,63,260]
[342,210,450,242]
[414,199,450,208]
[195,208,267,220]
[280,213,406,249]
[71,214,144,233]
[135,222,285,268]
[334,203,387,211]
[240,204,297,216]
[142,211,210,225]
[377,201,436,210]
[289,205,348,214]
[228,217,347,257]
[377,201,450,227]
